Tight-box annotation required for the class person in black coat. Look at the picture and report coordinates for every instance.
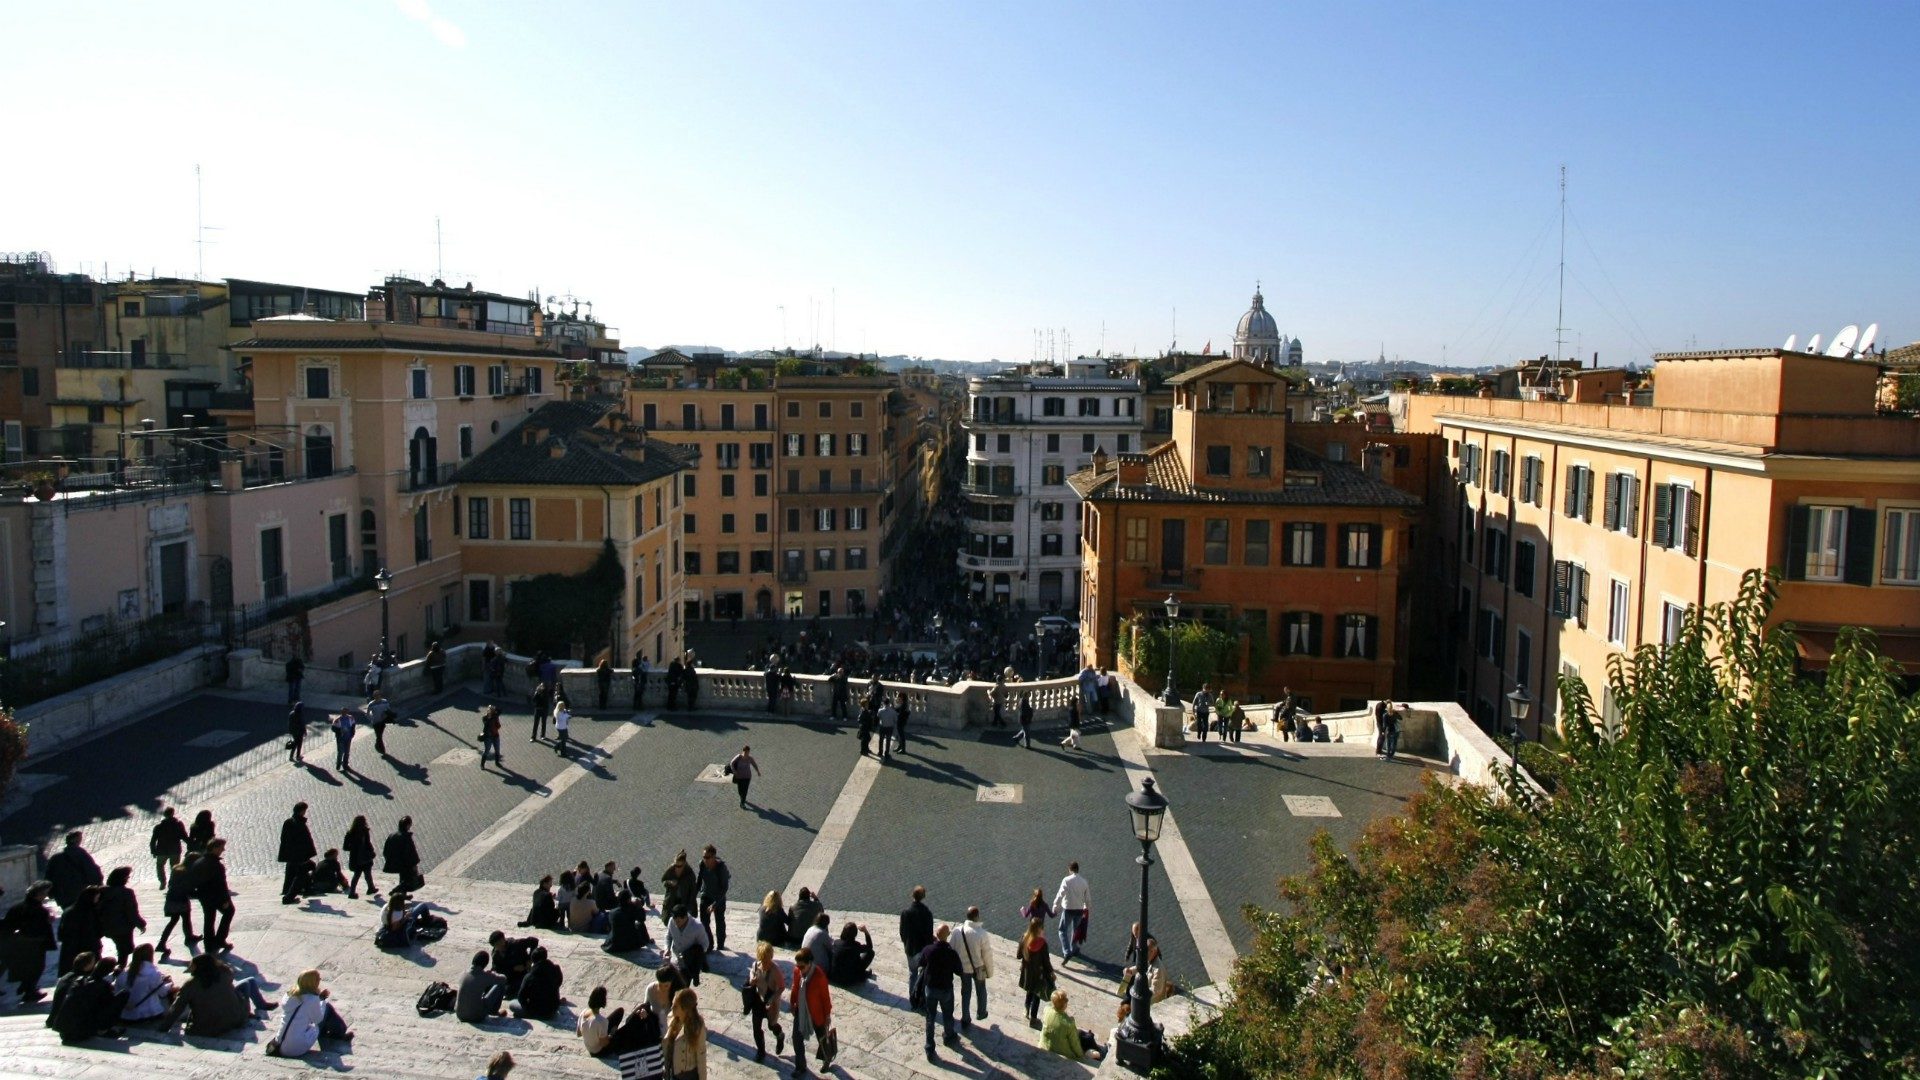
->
[666,658,684,710]
[45,952,125,1044]
[278,802,318,904]
[95,867,145,962]
[45,831,103,911]
[149,808,189,889]
[191,839,235,952]
[489,930,537,997]
[601,895,651,954]
[513,946,562,1019]
[56,886,103,976]
[763,664,781,714]
[344,815,379,899]
[1,882,57,1002]
[828,666,851,720]
[287,702,308,763]
[187,811,216,854]
[519,876,561,930]
[899,885,934,996]
[382,816,422,893]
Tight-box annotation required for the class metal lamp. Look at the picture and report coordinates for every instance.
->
[1160,593,1181,705]
[1116,776,1170,1072]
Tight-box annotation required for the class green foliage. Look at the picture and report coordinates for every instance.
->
[0,706,25,798]
[1437,375,1481,394]
[775,358,809,377]
[1169,570,1920,1079]
[504,540,625,661]
[715,367,767,390]
[1125,615,1240,696]
[853,362,881,377]
[1893,373,1920,412]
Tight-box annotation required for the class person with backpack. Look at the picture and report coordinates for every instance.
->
[382,817,423,894]
[728,746,762,809]
[46,951,126,1044]
[695,845,731,951]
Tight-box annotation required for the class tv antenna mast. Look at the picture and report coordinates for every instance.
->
[1554,164,1568,367]
[194,164,222,280]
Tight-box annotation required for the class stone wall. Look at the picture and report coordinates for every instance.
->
[14,645,220,762]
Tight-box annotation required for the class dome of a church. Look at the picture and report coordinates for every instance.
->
[1236,290,1279,341]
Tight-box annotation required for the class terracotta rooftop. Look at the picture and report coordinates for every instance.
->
[454,399,695,487]
[229,335,560,359]
[1069,441,1420,507]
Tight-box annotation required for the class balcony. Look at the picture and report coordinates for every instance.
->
[1150,566,1205,590]
[207,388,254,412]
[402,462,459,492]
[778,481,889,495]
[262,573,289,602]
[61,350,192,370]
[331,556,355,582]
[962,482,1022,498]
[778,565,808,584]
[957,552,1023,570]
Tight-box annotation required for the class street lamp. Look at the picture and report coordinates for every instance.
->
[1505,685,1531,772]
[1116,776,1170,1073]
[1160,593,1181,705]
[374,567,394,669]
[1033,619,1050,681]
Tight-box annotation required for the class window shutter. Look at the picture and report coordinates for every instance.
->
[1563,467,1578,517]
[1491,613,1504,667]
[1784,506,1811,580]
[1307,613,1322,656]
[1683,490,1701,556]
[1581,469,1595,522]
[1576,567,1591,627]
[1311,525,1326,567]
[1364,615,1379,659]
[1603,472,1621,530]
[1624,476,1640,537]
[1367,524,1382,568]
[1551,560,1570,617]
[1652,484,1674,547]
[1844,508,1875,585]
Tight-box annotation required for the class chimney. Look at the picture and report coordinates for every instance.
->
[1363,443,1394,486]
[1092,447,1109,474]
[1117,453,1148,486]
[548,438,566,460]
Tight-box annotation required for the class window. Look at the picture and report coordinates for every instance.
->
[1152,406,1172,432]
[817,433,836,456]
[1551,560,1591,626]
[1603,471,1640,535]
[846,546,867,570]
[1246,446,1271,477]
[685,513,698,534]
[786,400,800,418]
[1245,520,1270,565]
[1520,455,1544,505]
[807,547,831,571]
[410,368,429,399]
[681,473,696,498]
[303,366,331,399]
[1477,608,1505,665]
[260,527,286,599]
[1460,443,1480,486]
[1326,442,1348,463]
[751,549,773,572]
[785,434,804,457]
[1205,446,1231,477]
[717,551,741,574]
[754,474,768,497]
[1078,397,1100,416]
[1045,434,1060,453]
[1885,508,1920,585]
[721,474,735,498]
[1652,483,1702,556]
[1124,518,1148,562]
[1661,601,1688,645]
[847,507,868,531]
[1202,519,1229,564]
[786,508,800,532]
[488,365,507,395]
[1608,578,1630,645]
[1564,464,1594,522]
[1338,614,1378,659]
[1118,434,1131,453]
[458,424,473,458]
[122,300,141,317]
[1282,612,1322,656]
[816,508,836,532]
[454,364,475,396]
[413,504,432,562]
[1513,540,1536,597]
[1489,449,1510,495]
[509,498,531,540]
[468,498,490,539]
[1039,502,1064,522]
[817,401,832,418]
[1515,628,1532,689]
[1082,433,1097,453]
[524,366,543,395]
[715,442,740,469]
[721,513,736,534]
[1338,524,1380,568]
[1041,533,1064,557]
[973,433,986,452]
[1483,526,1507,582]
[1042,397,1064,416]
[19,369,36,396]
[1042,465,1064,486]
[1284,523,1324,566]
[684,551,702,575]
[1790,504,1868,583]
[468,580,492,623]
[851,401,864,418]
[848,433,866,456]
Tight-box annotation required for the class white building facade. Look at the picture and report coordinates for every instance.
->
[959,362,1142,610]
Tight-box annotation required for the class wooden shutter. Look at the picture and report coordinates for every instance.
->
[1683,489,1702,556]
[1576,567,1591,627]
[1311,524,1326,567]
[1563,467,1578,517]
[1625,476,1640,537]
[1551,560,1571,617]
[1366,524,1382,568]
[1784,506,1811,580]
[1581,468,1594,522]
[1515,541,1533,596]
[1364,615,1379,659]
[1307,613,1323,656]
[1652,484,1674,547]
[1490,613,1504,667]
[1603,472,1621,530]
[1845,508,1875,585]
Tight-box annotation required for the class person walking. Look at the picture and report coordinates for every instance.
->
[188,810,215,855]
[343,816,378,899]
[285,655,304,705]
[631,650,649,708]
[149,808,188,889]
[787,949,832,1076]
[728,745,762,809]
[2,882,57,1002]
[1052,862,1090,963]
[552,695,572,756]
[746,940,787,1062]
[96,867,145,963]
[989,672,1006,729]
[368,692,394,755]
[666,657,684,710]
[828,665,850,721]
[382,816,422,894]
[1191,683,1213,742]
[46,831,103,912]
[953,905,992,1028]
[893,692,912,754]
[1060,696,1083,750]
[1381,700,1402,761]
[277,803,317,905]
[530,682,552,743]
[191,839,235,954]
[479,705,503,768]
[156,857,198,957]
[660,851,698,935]
[1278,687,1296,742]
[594,658,613,710]
[1227,699,1246,744]
[1016,692,1034,748]
[286,702,308,764]
[695,845,731,951]
[914,924,963,1060]
[898,885,934,1005]
[1017,917,1057,1027]
[331,710,356,772]
[425,641,447,694]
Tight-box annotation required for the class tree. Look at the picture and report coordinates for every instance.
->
[1123,616,1241,695]
[1168,571,1920,1079]
[504,540,625,661]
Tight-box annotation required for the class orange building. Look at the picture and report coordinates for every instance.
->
[1072,359,1423,710]
[1411,348,1920,734]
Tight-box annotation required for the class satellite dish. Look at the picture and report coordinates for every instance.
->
[1857,323,1879,355]
[1782,334,1798,351]
[1806,333,1823,354]
[1826,325,1860,357]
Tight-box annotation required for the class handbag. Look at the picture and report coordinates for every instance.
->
[818,1025,838,1065]
[739,975,758,1016]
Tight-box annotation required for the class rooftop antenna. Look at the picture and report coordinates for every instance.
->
[1857,323,1879,355]
[1171,305,1178,352]
[1554,164,1568,366]
[1782,334,1798,351]
[194,164,221,280]
[435,216,443,281]
[1825,325,1860,357]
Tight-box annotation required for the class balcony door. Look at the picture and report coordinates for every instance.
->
[1160,519,1185,583]
[409,426,437,488]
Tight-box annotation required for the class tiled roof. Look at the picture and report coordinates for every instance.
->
[1164,357,1286,386]
[228,336,560,359]
[1070,441,1420,507]
[454,399,695,487]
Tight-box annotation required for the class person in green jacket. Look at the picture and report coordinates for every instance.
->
[1040,989,1103,1061]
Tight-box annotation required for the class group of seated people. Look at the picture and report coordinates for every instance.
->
[517,861,655,956]
[456,933,565,1023]
[576,965,690,1058]
[755,887,876,987]
[1038,926,1177,1065]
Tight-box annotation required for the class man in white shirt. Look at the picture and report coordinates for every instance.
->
[952,905,992,1028]
[1053,862,1090,962]
[665,907,712,985]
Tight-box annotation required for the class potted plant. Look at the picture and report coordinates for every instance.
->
[0,705,27,803]
[26,471,56,501]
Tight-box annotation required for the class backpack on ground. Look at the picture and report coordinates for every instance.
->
[416,980,457,1015]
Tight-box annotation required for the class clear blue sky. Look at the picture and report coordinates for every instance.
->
[10,1,1916,365]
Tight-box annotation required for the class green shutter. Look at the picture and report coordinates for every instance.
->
[1845,508,1875,585]
[1784,506,1811,580]
[1652,484,1674,547]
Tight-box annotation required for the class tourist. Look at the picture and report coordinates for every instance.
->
[577,985,615,1054]
[378,891,432,947]
[187,810,216,854]
[663,987,708,1079]
[756,890,790,947]
[1053,861,1090,962]
[594,657,613,709]
[568,881,604,934]
[762,663,780,714]
[156,856,198,956]
[914,923,963,1059]
[696,845,731,949]
[1191,682,1213,742]
[593,862,620,912]
[160,952,272,1036]
[266,969,351,1057]
[97,866,144,962]
[857,700,877,756]
[1041,989,1104,1061]
[331,709,356,771]
[116,943,173,1026]
[479,705,503,768]
[894,691,913,752]
[827,922,874,985]
[513,946,563,1020]
[552,694,572,755]
[1061,696,1083,750]
[456,950,508,1023]
[665,907,712,986]
[1227,699,1247,743]
[602,894,651,954]
[285,654,304,704]
[308,848,351,896]
[149,808,188,888]
[489,930,536,997]
[520,875,560,930]
[1020,887,1050,924]
[287,702,308,764]
[727,746,762,809]
[631,650,649,707]
[1311,716,1331,742]
[1077,663,1100,713]
[56,885,103,976]
[746,940,787,1062]
[1382,701,1403,761]
[787,949,833,1076]
[953,905,992,1028]
[1017,917,1056,1026]
[46,952,126,1043]
[531,680,553,742]
[370,691,396,754]
[1017,691,1034,748]
[898,885,934,998]
[660,851,697,932]
[829,664,851,720]
[382,816,423,893]
[1121,935,1175,1002]
[876,696,897,760]
[1097,667,1115,713]
[191,838,234,954]
[479,1050,514,1079]
[801,911,834,973]
[1279,687,1297,741]
[46,830,103,911]
[1,881,56,1002]
[990,670,1006,729]
[666,656,684,710]
[624,866,652,909]
[278,802,317,905]
[344,815,379,899]
[789,887,824,948]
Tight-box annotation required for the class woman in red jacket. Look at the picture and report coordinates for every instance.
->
[787,949,833,1076]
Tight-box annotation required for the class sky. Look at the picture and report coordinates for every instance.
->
[7,1,1917,366]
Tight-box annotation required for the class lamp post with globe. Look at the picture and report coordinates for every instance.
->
[1505,685,1531,772]
[374,567,394,669]
[1114,776,1170,1072]
[1159,594,1181,705]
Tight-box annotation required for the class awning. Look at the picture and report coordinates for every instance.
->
[1795,628,1920,674]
